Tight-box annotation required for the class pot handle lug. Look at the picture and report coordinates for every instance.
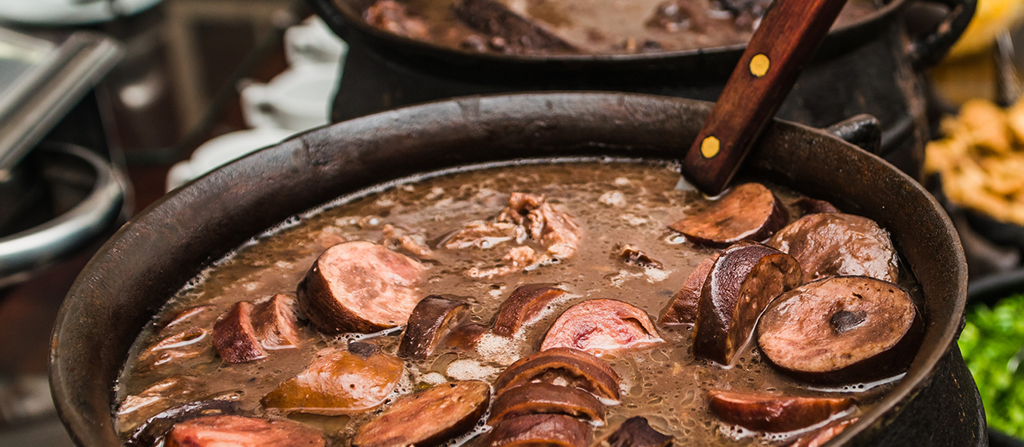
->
[307,0,352,42]
[907,0,977,69]
[825,114,883,154]
[0,143,129,287]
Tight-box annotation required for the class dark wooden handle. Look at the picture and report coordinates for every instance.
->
[681,0,849,195]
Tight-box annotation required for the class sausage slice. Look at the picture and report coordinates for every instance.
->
[486,414,593,447]
[492,285,567,338]
[488,382,605,425]
[659,253,720,325]
[441,323,489,352]
[213,302,266,363]
[352,381,491,447]
[757,276,921,383]
[599,416,673,447]
[213,295,304,363]
[261,343,404,415]
[541,299,664,354]
[297,241,425,334]
[165,415,325,447]
[493,347,621,401]
[251,294,303,350]
[707,390,854,432]
[398,296,470,359]
[766,213,898,284]
[668,183,789,247]
[693,242,802,365]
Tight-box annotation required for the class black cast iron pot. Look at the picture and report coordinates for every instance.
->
[309,0,974,178]
[50,93,980,446]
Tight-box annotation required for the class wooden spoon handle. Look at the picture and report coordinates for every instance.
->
[682,0,849,196]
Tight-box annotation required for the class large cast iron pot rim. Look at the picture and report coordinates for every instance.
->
[49,92,968,446]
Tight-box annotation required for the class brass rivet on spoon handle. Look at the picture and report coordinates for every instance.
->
[680,0,850,195]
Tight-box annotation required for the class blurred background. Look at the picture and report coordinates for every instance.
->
[1,0,1024,444]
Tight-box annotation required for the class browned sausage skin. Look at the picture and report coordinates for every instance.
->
[486,413,593,447]
[492,284,567,338]
[541,299,664,354]
[250,294,303,350]
[707,390,854,432]
[297,241,425,335]
[766,213,898,284]
[398,295,470,359]
[757,276,921,384]
[659,253,720,326]
[212,302,266,364]
[598,416,674,447]
[353,381,491,447]
[668,183,789,247]
[488,382,605,425]
[492,347,621,401]
[693,242,802,365]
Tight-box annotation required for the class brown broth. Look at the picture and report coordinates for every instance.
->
[114,159,907,446]
[368,0,880,54]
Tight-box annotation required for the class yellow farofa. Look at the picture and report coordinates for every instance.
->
[925,99,1024,225]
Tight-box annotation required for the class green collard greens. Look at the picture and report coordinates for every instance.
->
[959,293,1024,438]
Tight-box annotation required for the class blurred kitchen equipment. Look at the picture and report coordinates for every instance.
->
[0,0,162,26]
[0,28,120,172]
[166,16,345,191]
[240,63,338,132]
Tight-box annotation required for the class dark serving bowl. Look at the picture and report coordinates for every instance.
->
[49,93,980,446]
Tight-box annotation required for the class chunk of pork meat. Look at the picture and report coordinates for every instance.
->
[447,192,580,277]
[382,224,435,260]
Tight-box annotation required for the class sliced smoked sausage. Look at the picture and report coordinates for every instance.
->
[488,382,605,425]
[541,299,664,354]
[297,241,425,334]
[766,213,898,284]
[486,414,593,447]
[493,347,621,401]
[398,296,470,359]
[213,302,266,363]
[250,294,303,350]
[757,276,921,384]
[261,343,404,415]
[659,253,720,326]
[693,242,802,365]
[708,390,854,432]
[352,381,490,447]
[599,416,673,447]
[213,295,304,363]
[492,284,566,338]
[668,183,788,247]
